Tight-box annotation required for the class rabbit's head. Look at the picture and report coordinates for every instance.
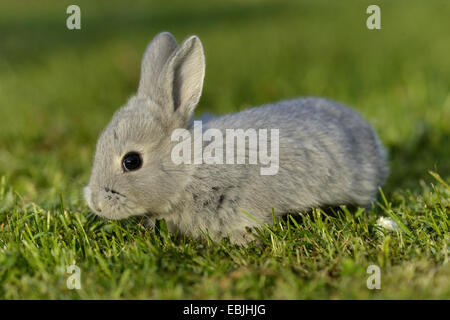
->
[84,32,205,220]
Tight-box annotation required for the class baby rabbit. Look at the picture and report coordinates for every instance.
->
[84,32,389,245]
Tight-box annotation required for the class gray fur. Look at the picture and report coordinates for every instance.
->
[84,32,389,245]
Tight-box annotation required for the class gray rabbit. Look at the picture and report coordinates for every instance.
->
[84,32,389,245]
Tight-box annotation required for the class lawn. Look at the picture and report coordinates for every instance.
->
[0,0,449,299]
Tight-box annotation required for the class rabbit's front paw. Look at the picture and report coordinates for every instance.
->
[228,230,261,247]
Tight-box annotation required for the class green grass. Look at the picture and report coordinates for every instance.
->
[0,0,449,299]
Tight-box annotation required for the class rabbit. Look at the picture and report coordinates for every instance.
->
[84,32,389,245]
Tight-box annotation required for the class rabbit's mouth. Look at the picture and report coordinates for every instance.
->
[83,186,147,220]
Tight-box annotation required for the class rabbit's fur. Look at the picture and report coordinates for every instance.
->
[84,32,389,245]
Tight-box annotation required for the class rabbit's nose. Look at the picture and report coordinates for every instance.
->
[104,187,125,197]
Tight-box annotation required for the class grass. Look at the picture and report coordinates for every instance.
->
[0,0,449,299]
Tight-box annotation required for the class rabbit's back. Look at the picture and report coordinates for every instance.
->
[199,97,388,211]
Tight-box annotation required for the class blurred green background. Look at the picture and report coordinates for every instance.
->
[0,0,449,299]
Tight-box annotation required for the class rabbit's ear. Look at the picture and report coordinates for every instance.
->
[137,32,178,98]
[159,35,205,121]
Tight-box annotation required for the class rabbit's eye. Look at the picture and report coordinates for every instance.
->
[122,152,142,172]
